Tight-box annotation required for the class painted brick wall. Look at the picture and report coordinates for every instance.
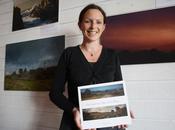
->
[0,0,175,130]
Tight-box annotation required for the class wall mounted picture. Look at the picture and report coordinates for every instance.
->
[12,0,59,31]
[4,35,65,91]
[102,6,175,65]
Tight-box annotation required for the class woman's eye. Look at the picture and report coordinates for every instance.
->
[84,20,90,23]
[97,21,102,24]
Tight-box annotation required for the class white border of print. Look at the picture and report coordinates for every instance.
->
[78,81,132,129]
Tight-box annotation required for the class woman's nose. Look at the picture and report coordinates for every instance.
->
[90,21,96,28]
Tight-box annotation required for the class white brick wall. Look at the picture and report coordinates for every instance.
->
[0,0,175,130]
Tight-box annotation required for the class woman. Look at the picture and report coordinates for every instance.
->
[49,4,131,130]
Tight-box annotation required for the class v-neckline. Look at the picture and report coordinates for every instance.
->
[77,45,105,69]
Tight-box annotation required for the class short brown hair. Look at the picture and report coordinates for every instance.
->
[78,4,106,25]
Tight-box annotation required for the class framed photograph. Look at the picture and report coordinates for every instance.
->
[102,6,175,65]
[4,35,65,91]
[78,81,131,129]
[12,0,59,31]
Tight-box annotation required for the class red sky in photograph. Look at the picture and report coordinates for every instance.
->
[102,6,175,52]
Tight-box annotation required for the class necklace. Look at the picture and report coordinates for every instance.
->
[85,48,96,57]
[90,53,94,57]
[80,44,102,57]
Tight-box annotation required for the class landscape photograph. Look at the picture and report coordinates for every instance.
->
[80,83,124,101]
[4,35,64,91]
[102,6,175,65]
[13,0,59,31]
[83,104,127,121]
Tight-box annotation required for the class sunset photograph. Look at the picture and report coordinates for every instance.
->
[102,6,175,65]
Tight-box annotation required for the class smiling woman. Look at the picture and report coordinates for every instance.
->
[49,3,130,130]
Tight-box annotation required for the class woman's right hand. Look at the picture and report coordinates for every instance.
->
[72,107,83,130]
[72,107,96,130]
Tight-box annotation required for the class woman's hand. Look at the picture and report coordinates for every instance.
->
[72,107,96,130]
[114,110,135,129]
[72,107,83,130]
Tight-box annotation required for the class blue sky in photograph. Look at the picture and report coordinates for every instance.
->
[5,36,64,75]
[81,84,123,93]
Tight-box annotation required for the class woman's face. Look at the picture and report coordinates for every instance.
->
[79,9,106,42]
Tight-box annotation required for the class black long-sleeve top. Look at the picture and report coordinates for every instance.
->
[49,45,122,114]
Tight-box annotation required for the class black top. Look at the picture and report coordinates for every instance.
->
[49,45,122,114]
[89,62,96,68]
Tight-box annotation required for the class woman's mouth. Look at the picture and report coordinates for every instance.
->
[87,30,97,35]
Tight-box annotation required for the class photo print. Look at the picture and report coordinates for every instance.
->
[78,81,131,129]
[4,35,64,91]
[83,104,127,121]
[80,83,124,101]
[102,6,175,65]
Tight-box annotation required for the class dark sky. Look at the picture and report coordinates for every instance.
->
[5,36,64,75]
[14,0,42,11]
[102,6,175,52]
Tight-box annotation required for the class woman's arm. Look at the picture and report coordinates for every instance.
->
[49,49,74,114]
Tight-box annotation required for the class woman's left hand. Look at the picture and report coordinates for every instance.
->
[114,110,135,129]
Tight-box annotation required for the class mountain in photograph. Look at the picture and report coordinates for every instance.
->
[13,0,58,31]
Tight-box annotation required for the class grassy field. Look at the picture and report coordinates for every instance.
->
[82,89,124,100]
[83,106,127,120]
[5,77,52,91]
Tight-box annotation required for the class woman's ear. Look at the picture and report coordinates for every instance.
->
[102,24,106,32]
[78,22,82,30]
